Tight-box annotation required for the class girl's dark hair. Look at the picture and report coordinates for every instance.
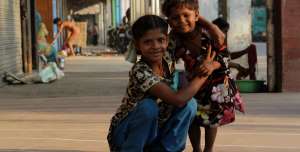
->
[162,0,199,17]
[131,15,169,41]
[53,17,61,24]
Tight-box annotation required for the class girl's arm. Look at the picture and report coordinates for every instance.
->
[58,24,64,33]
[148,48,217,107]
[52,29,63,45]
[53,23,64,41]
[148,75,208,107]
[198,15,225,47]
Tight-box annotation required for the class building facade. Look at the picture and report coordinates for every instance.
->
[276,0,300,91]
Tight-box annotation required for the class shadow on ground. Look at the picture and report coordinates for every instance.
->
[0,72,128,99]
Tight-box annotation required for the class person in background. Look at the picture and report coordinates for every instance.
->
[92,23,99,46]
[212,17,257,80]
[35,11,57,63]
[53,17,80,56]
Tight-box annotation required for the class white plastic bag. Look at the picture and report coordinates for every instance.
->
[38,62,64,83]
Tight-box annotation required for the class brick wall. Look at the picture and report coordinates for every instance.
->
[281,0,300,91]
[0,1,23,87]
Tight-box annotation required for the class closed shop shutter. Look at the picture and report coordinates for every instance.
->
[0,0,23,86]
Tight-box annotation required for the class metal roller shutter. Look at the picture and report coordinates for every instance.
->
[0,0,23,86]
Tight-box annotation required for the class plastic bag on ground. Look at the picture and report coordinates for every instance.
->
[38,62,64,83]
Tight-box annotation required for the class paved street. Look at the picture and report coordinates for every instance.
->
[0,56,300,152]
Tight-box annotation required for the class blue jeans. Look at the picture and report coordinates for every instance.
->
[110,98,197,152]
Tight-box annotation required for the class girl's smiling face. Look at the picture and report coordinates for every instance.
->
[167,6,199,34]
[135,28,169,64]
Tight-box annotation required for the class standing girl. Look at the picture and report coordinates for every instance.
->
[162,0,238,152]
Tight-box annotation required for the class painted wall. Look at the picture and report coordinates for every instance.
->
[225,0,252,80]
[227,0,252,52]
[252,6,267,42]
[111,0,116,27]
[121,0,130,22]
[130,0,160,24]
[199,0,219,21]
[115,0,121,25]
[130,0,145,24]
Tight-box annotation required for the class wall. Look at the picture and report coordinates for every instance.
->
[130,0,160,24]
[227,0,252,79]
[130,0,145,24]
[199,0,219,21]
[281,0,300,91]
[0,0,23,86]
[121,0,130,20]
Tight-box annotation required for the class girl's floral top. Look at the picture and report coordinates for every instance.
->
[107,51,176,151]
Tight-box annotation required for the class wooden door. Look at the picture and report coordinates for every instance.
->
[35,0,53,43]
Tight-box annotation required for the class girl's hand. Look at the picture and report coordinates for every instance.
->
[196,45,216,77]
[51,31,62,45]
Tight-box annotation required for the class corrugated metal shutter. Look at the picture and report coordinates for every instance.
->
[0,0,23,86]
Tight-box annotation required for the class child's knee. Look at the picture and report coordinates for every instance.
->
[137,98,159,120]
[185,98,197,116]
[174,98,197,120]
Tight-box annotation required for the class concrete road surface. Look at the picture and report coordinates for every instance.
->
[0,56,299,152]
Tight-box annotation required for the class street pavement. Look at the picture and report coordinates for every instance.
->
[0,56,300,152]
